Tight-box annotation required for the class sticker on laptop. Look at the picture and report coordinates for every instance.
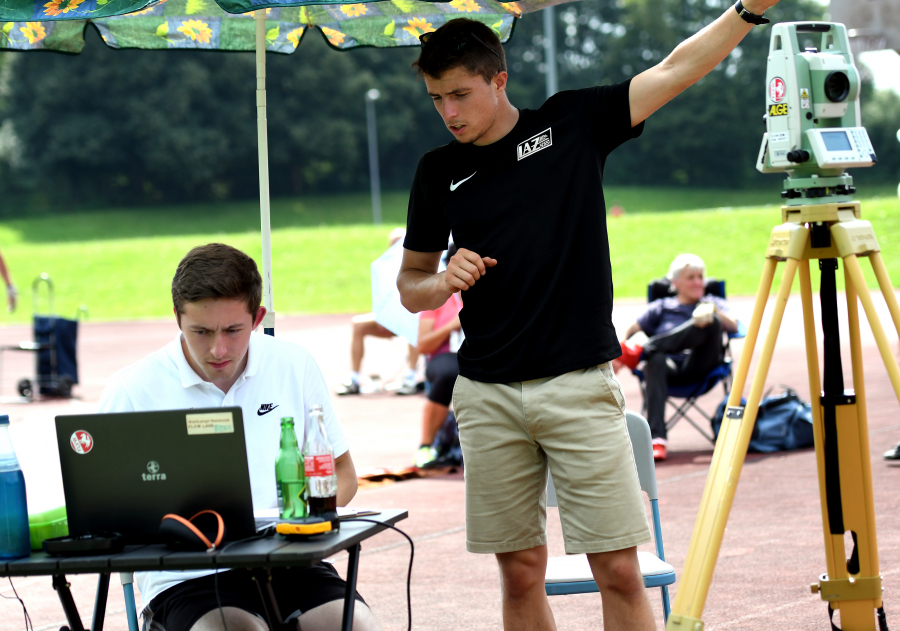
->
[186,411,235,435]
[70,430,94,454]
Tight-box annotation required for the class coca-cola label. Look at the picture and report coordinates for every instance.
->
[70,430,93,454]
[305,454,334,477]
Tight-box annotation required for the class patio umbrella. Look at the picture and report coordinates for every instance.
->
[0,0,573,333]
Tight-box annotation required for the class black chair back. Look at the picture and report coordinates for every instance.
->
[647,277,725,303]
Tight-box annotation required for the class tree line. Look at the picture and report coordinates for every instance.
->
[0,0,897,212]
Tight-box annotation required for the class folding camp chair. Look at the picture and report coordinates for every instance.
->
[632,277,745,444]
[544,411,676,623]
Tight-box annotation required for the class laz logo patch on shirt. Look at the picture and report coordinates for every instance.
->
[517,128,553,161]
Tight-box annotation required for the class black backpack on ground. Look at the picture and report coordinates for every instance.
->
[712,386,814,453]
[429,411,463,467]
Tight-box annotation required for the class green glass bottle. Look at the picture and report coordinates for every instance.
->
[275,417,307,519]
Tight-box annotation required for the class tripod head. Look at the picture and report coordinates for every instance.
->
[755,22,878,205]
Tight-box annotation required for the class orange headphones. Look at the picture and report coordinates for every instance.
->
[159,510,225,551]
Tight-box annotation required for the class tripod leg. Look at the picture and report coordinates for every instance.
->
[668,256,799,629]
[725,258,778,404]
[804,257,883,630]
[869,251,900,341]
[683,258,778,545]
[844,267,882,585]
[798,262,841,576]
[842,254,900,406]
[671,258,776,612]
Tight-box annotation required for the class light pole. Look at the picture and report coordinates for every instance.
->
[543,6,558,99]
[365,88,382,225]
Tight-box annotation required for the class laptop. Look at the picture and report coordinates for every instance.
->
[56,407,261,544]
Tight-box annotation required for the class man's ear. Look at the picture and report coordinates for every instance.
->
[174,307,182,330]
[253,306,267,330]
[493,71,508,94]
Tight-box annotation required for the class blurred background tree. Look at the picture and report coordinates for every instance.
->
[0,0,897,212]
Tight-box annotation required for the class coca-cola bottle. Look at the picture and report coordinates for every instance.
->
[303,404,338,523]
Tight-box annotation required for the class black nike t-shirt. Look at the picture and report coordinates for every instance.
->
[404,80,643,383]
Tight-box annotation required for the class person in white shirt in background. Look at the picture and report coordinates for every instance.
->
[98,243,382,631]
[336,228,421,396]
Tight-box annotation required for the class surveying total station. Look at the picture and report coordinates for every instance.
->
[666,22,896,631]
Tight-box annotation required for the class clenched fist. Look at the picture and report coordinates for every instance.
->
[443,248,497,293]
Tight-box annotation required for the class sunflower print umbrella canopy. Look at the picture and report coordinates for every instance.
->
[1,0,572,53]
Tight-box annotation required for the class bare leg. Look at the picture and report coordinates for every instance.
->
[496,546,557,631]
[190,607,268,631]
[297,599,382,631]
[349,314,394,374]
[407,344,419,372]
[586,547,655,631]
[420,400,449,445]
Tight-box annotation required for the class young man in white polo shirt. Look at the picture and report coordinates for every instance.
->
[98,243,382,631]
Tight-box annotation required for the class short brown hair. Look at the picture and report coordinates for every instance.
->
[172,243,262,320]
[413,18,506,83]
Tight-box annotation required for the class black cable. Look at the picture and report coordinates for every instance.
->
[343,519,414,631]
[212,528,276,631]
[2,577,34,631]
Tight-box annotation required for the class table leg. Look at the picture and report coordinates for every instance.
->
[52,574,85,631]
[263,569,283,625]
[251,569,282,630]
[91,574,111,631]
[341,544,361,631]
[120,573,140,631]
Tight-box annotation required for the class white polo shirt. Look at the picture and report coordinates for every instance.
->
[98,331,349,611]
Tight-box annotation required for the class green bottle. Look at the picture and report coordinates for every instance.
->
[275,417,307,519]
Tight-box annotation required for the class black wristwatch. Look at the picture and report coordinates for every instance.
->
[734,0,770,25]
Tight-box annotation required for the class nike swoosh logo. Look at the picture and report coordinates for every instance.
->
[450,172,476,191]
[257,404,279,416]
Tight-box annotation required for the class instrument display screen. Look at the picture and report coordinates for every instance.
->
[822,131,852,152]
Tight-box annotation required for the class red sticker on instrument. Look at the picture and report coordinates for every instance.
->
[769,77,786,103]
[70,430,93,454]
[304,455,334,477]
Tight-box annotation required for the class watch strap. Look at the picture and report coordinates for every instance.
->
[734,0,770,25]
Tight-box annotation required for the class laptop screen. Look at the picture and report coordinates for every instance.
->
[56,407,257,543]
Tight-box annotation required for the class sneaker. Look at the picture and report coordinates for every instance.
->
[336,381,360,396]
[618,341,643,371]
[692,302,716,328]
[395,381,421,396]
[415,446,437,468]
[884,441,900,461]
[652,439,667,462]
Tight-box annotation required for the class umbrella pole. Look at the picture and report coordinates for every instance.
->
[256,9,275,336]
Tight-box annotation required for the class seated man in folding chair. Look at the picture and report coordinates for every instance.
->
[616,254,739,461]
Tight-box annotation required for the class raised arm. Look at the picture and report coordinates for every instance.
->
[629,0,777,126]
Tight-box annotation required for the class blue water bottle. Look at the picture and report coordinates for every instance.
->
[0,414,30,559]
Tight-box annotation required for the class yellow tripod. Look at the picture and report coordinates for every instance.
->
[666,201,898,631]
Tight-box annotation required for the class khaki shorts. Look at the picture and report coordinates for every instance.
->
[452,363,651,555]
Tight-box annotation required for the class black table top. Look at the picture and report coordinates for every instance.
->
[0,509,407,577]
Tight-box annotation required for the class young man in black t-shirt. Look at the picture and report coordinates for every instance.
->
[398,6,778,628]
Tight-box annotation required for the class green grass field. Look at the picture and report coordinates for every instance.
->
[0,186,898,324]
